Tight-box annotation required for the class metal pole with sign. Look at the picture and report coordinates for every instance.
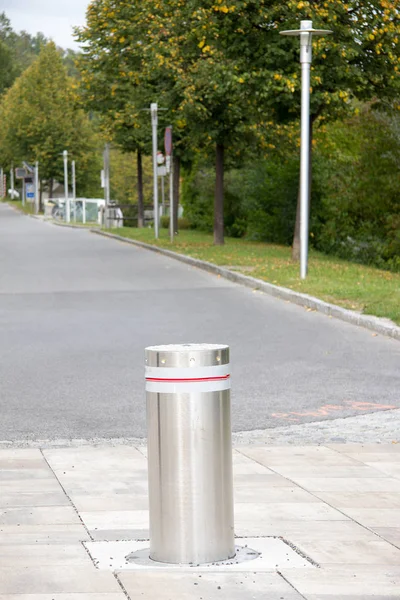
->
[10,164,14,199]
[280,21,332,279]
[103,144,110,227]
[151,103,159,238]
[164,126,173,242]
[34,161,39,214]
[63,150,70,223]
[72,160,76,222]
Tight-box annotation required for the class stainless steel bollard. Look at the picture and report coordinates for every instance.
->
[145,343,235,565]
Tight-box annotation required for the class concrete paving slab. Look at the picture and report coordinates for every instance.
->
[234,486,319,504]
[0,480,65,494]
[340,508,400,527]
[367,463,400,478]
[118,571,304,599]
[234,473,294,487]
[268,466,387,479]
[0,469,57,481]
[85,537,312,572]
[90,529,149,541]
[71,495,149,512]
[312,491,400,509]
[0,458,50,469]
[0,544,92,566]
[0,525,88,545]
[372,527,400,548]
[0,449,43,459]
[281,566,400,596]
[0,596,126,600]
[80,510,149,531]
[0,492,70,508]
[341,452,400,463]
[0,566,121,594]
[43,447,146,470]
[0,507,81,526]
[327,444,400,454]
[239,446,362,467]
[234,502,347,524]
[268,521,381,542]
[283,477,400,492]
[292,539,400,565]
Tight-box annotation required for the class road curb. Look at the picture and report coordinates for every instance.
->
[91,229,400,341]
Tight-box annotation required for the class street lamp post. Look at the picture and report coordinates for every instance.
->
[151,103,159,239]
[280,20,332,279]
[63,150,70,223]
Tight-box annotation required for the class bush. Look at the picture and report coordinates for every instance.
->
[160,216,191,230]
[313,109,400,271]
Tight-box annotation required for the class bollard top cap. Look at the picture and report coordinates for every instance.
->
[145,343,229,368]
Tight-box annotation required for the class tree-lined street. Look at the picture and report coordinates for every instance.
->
[0,204,398,442]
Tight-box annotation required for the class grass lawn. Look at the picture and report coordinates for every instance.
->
[107,226,400,326]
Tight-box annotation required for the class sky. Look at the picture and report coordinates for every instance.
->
[1,0,90,49]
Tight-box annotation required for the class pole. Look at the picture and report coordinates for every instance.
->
[169,150,174,243]
[63,150,70,223]
[299,20,312,280]
[10,164,14,200]
[161,174,165,216]
[34,161,39,214]
[146,343,234,565]
[22,178,25,207]
[151,103,159,238]
[72,160,76,222]
[103,143,110,227]
[82,199,86,224]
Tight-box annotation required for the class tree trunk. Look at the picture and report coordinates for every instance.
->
[49,178,54,199]
[137,150,144,228]
[172,154,180,234]
[214,143,224,245]
[291,116,313,261]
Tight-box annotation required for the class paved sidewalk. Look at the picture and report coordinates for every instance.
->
[1,444,400,598]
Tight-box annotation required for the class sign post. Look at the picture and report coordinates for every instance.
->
[10,164,14,199]
[72,160,76,222]
[151,103,159,238]
[34,161,39,214]
[164,126,173,242]
[63,150,70,223]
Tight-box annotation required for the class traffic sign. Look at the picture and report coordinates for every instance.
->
[15,168,28,179]
[164,126,172,156]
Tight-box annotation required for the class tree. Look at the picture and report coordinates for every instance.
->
[0,42,100,207]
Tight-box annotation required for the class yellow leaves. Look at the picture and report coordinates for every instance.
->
[238,77,244,84]
[202,45,211,53]
[274,73,282,80]
[213,4,236,13]
[198,39,205,49]
[119,37,126,43]
[297,1,304,8]
[369,33,375,40]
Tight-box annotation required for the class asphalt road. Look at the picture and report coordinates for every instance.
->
[0,204,399,442]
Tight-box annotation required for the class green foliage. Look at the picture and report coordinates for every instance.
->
[313,107,400,271]
[0,12,80,94]
[160,216,191,230]
[0,42,101,195]
[109,149,152,203]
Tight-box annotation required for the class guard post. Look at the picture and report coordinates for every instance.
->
[145,343,235,565]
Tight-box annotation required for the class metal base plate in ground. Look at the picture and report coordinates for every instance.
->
[84,537,314,572]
